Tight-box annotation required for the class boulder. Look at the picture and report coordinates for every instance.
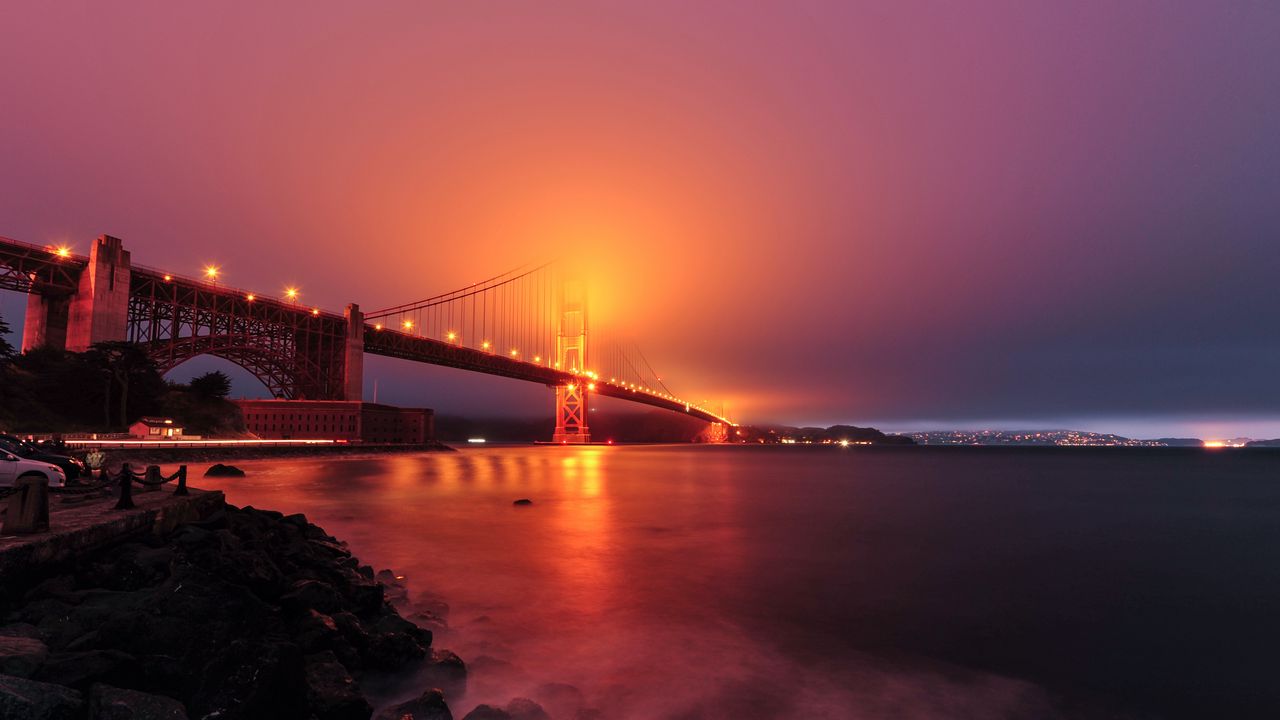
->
[35,649,135,689]
[190,639,306,720]
[461,706,510,720]
[512,499,532,506]
[203,464,245,477]
[89,683,189,719]
[282,579,347,615]
[0,635,48,678]
[367,630,426,670]
[504,698,550,720]
[374,688,452,720]
[303,651,371,720]
[0,673,84,720]
[420,649,466,700]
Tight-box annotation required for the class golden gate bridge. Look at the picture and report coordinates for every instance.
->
[0,234,732,443]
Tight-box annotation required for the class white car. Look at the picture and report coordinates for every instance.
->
[0,451,67,488]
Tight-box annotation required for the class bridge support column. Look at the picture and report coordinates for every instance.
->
[65,235,131,352]
[22,292,71,352]
[553,382,590,443]
[702,422,729,444]
[343,303,364,401]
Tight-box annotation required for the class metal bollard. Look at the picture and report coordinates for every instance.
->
[143,465,162,492]
[115,464,136,510]
[3,475,50,535]
[174,465,189,496]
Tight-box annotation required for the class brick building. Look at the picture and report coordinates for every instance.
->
[233,400,433,444]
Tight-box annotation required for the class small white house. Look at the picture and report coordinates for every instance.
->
[128,417,184,440]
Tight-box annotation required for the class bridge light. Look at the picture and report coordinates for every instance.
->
[402,319,414,331]
[509,349,519,357]
[54,245,71,258]
[481,341,491,351]
[163,274,172,282]
[285,287,299,300]
[246,293,255,301]
[533,355,541,363]
[311,308,319,316]
[374,323,383,331]
[587,382,596,391]
[446,331,457,342]
[567,383,576,392]
[204,265,220,281]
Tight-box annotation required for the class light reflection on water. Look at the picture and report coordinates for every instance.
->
[189,445,1280,719]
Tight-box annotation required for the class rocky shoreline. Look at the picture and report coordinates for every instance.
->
[95,441,455,468]
[0,503,476,720]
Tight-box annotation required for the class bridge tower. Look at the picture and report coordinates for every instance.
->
[552,276,590,443]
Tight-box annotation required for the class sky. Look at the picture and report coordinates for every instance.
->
[1,1,1278,439]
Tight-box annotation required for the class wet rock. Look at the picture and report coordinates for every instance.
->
[0,635,48,678]
[89,683,188,719]
[420,649,467,700]
[504,698,550,720]
[374,688,453,720]
[461,706,511,720]
[532,682,584,719]
[304,651,372,720]
[368,630,426,670]
[0,672,84,719]
[512,499,533,506]
[190,639,306,720]
[203,463,245,477]
[282,579,347,615]
[35,649,135,689]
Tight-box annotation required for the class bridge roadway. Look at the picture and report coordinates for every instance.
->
[362,328,729,424]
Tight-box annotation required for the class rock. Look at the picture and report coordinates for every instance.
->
[504,698,550,720]
[532,682,584,719]
[190,639,306,720]
[512,499,533,506]
[203,463,245,477]
[0,673,85,719]
[368,630,426,670]
[420,649,466,700]
[0,635,48,678]
[461,706,510,720]
[34,649,135,689]
[282,579,347,615]
[89,683,188,719]
[374,688,452,720]
[304,651,371,720]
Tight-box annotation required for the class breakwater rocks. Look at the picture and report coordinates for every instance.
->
[0,504,464,720]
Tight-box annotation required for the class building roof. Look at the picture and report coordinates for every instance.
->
[132,417,179,427]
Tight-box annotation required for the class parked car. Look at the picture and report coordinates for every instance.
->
[0,451,67,488]
[0,435,83,482]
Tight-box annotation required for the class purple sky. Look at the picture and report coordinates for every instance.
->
[2,2,1278,438]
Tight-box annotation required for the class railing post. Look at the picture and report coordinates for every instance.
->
[174,465,189,496]
[115,464,135,510]
[143,465,162,492]
[2,475,50,535]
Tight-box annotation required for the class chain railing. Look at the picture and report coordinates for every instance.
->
[1,464,189,534]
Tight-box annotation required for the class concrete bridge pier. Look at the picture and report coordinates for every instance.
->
[23,234,131,352]
[343,303,364,401]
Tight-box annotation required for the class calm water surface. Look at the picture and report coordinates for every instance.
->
[199,445,1280,719]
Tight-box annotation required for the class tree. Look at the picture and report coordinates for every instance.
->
[85,342,165,428]
[0,312,14,362]
[189,370,232,399]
